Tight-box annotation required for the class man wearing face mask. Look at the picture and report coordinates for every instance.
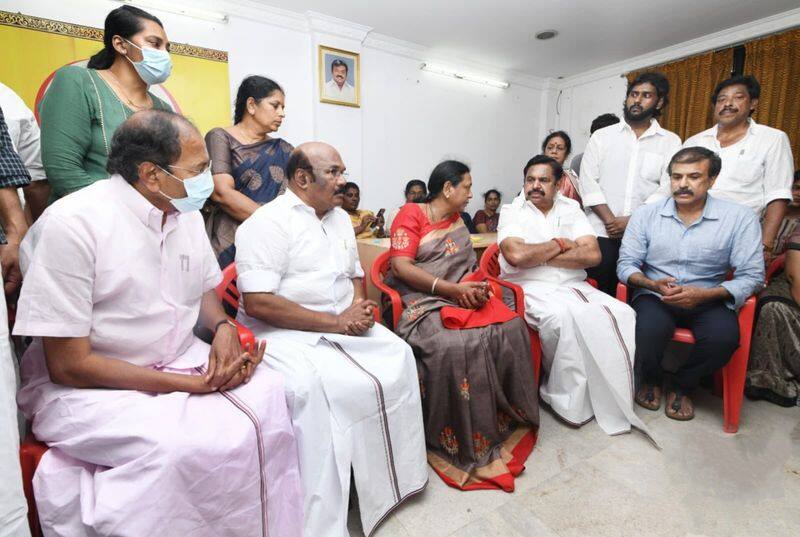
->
[578,72,682,296]
[498,155,651,440]
[14,110,304,536]
[618,147,763,422]
[234,142,427,537]
[40,5,174,202]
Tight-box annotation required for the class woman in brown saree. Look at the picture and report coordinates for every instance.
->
[387,160,539,492]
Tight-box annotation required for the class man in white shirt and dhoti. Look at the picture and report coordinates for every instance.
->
[234,142,427,537]
[14,110,303,536]
[498,155,650,438]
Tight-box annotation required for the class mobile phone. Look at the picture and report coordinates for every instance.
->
[376,208,385,218]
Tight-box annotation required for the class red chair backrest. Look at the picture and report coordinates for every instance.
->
[766,254,786,282]
[216,263,240,310]
[480,243,502,277]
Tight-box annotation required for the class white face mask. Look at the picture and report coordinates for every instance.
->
[125,38,172,85]
[158,164,214,213]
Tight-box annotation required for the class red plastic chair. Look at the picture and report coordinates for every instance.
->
[371,248,542,383]
[615,281,757,434]
[766,254,786,281]
[19,268,256,536]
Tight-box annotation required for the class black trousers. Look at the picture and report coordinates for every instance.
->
[586,237,621,297]
[632,294,740,390]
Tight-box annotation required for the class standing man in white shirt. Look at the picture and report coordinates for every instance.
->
[682,76,793,264]
[234,142,427,537]
[579,72,682,295]
[498,155,650,439]
[0,83,49,222]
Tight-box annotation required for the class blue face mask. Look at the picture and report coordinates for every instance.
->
[125,39,172,85]
[158,164,214,213]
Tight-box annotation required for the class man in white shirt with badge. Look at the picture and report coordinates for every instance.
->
[682,75,793,264]
[498,155,649,439]
[579,72,682,296]
[234,141,427,537]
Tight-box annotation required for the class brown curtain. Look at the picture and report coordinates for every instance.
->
[627,49,733,142]
[745,27,800,169]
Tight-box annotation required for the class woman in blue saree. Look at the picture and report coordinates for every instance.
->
[205,75,293,267]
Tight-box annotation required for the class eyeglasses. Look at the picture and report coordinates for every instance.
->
[301,166,349,180]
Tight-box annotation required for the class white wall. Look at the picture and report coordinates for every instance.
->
[0,0,545,216]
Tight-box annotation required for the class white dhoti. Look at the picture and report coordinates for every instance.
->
[258,323,428,537]
[521,280,650,437]
[17,339,304,537]
[0,271,30,537]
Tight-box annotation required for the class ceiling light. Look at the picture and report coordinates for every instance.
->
[115,0,229,23]
[535,30,558,40]
[420,63,510,89]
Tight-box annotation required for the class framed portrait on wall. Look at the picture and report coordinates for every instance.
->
[318,45,360,107]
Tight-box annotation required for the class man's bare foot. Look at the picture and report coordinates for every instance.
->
[635,383,662,411]
[665,389,694,421]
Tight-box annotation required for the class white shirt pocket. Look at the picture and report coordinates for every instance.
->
[338,237,358,276]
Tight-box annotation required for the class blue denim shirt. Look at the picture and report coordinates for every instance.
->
[617,195,764,309]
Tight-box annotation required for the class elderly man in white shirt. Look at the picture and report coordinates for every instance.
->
[499,155,649,438]
[682,76,793,262]
[0,83,49,221]
[234,142,427,537]
[579,72,682,295]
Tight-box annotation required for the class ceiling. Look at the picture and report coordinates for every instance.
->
[255,0,799,78]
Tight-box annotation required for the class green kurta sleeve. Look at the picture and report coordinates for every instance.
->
[39,66,97,199]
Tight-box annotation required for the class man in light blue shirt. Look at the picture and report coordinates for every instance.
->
[617,146,763,422]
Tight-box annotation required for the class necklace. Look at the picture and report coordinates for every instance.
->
[103,69,152,110]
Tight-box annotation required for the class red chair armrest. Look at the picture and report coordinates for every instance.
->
[486,275,526,318]
[370,257,404,329]
[231,319,256,350]
[615,282,629,303]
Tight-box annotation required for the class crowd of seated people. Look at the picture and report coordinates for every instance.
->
[0,4,796,537]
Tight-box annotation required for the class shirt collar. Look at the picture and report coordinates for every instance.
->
[659,194,720,221]
[511,190,566,216]
[110,175,173,231]
[706,118,758,139]
[284,186,336,219]
[620,118,664,139]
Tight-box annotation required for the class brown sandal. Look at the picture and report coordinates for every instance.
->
[635,384,662,411]
[665,388,694,421]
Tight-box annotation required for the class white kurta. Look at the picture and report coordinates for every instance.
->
[0,270,29,537]
[235,190,428,537]
[498,194,650,437]
[14,177,303,536]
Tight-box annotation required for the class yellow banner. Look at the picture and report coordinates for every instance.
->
[0,10,230,135]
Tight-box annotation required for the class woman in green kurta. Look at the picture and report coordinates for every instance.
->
[40,5,172,201]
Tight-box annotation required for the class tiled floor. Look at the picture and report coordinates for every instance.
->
[348,390,800,537]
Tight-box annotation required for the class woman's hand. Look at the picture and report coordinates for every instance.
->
[447,281,490,309]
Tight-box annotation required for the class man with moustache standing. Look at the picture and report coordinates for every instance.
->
[579,72,682,296]
[683,76,793,265]
[618,147,763,421]
[498,155,650,439]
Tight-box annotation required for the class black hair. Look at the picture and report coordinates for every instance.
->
[627,72,670,117]
[331,59,348,74]
[711,75,761,109]
[427,160,470,202]
[590,113,620,134]
[541,130,572,155]
[794,170,800,184]
[233,75,284,124]
[344,181,359,192]
[667,146,722,178]
[286,148,312,183]
[87,5,163,70]
[404,179,427,196]
[523,155,563,181]
[483,189,501,201]
[107,110,196,184]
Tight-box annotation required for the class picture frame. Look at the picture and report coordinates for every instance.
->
[318,45,360,108]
